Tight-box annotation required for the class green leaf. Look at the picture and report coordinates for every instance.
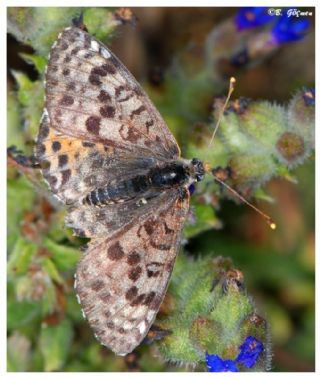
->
[7,300,41,330]
[41,258,63,285]
[84,8,118,40]
[39,318,73,371]
[7,176,35,250]
[11,70,44,138]
[8,237,37,275]
[11,71,34,105]
[40,279,58,315]
[43,237,80,271]
[7,7,82,55]
[7,90,24,149]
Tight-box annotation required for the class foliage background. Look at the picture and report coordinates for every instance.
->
[7,7,315,372]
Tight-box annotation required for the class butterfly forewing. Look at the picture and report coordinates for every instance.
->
[44,26,180,159]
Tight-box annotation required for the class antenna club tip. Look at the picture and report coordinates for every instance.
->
[230,77,236,84]
[269,221,277,230]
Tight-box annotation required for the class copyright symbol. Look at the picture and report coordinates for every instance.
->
[268,8,275,16]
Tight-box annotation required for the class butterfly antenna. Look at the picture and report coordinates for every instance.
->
[208,77,236,148]
[209,171,276,230]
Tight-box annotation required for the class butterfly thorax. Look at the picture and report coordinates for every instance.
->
[84,158,204,206]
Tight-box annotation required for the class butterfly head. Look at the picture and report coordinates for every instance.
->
[190,158,205,182]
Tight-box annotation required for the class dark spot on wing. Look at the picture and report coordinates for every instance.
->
[130,293,146,306]
[52,141,61,152]
[92,66,108,77]
[107,241,124,260]
[130,105,146,119]
[60,95,74,106]
[89,73,102,86]
[100,105,115,118]
[91,280,105,292]
[82,141,95,148]
[127,252,141,265]
[97,90,111,103]
[128,266,142,282]
[58,154,68,167]
[102,63,116,74]
[66,81,76,91]
[144,291,156,306]
[144,219,156,235]
[85,116,101,135]
[115,85,125,97]
[149,294,162,311]
[61,169,71,185]
[125,286,138,301]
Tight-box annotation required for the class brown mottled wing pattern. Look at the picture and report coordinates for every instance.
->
[45,26,179,159]
[36,112,157,204]
[75,188,189,355]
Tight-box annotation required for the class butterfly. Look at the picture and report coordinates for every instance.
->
[35,24,205,356]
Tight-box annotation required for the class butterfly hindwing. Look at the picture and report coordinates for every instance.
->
[75,188,189,355]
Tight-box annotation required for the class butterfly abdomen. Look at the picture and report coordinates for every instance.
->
[84,180,139,205]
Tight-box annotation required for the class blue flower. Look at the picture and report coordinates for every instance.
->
[235,7,272,30]
[235,336,264,368]
[271,15,311,44]
[206,353,239,372]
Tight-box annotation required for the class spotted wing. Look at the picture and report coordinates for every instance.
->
[36,112,157,204]
[75,188,189,355]
[44,26,179,160]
